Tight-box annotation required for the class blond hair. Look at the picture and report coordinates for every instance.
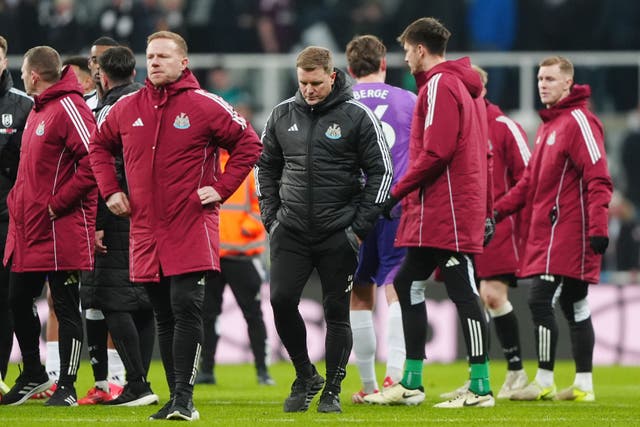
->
[539,56,574,78]
[147,31,188,56]
[296,46,333,74]
[472,65,488,86]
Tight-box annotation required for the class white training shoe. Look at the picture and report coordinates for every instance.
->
[497,370,529,399]
[363,383,425,406]
[434,390,495,408]
[439,380,470,399]
[555,385,595,402]
[510,380,556,401]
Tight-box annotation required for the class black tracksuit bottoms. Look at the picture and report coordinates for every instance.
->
[269,225,357,392]
[0,221,13,379]
[10,270,82,387]
[201,257,268,374]
[145,272,205,403]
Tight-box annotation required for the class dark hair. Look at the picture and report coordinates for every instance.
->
[397,17,451,56]
[98,46,136,84]
[24,46,61,83]
[62,55,90,74]
[92,36,119,47]
[346,35,386,78]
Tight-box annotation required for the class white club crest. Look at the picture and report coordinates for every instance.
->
[546,131,556,146]
[1,114,12,128]
[325,123,341,140]
[173,112,190,129]
[36,121,45,136]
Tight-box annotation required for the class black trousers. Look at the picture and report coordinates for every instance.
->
[0,221,12,379]
[10,270,82,386]
[104,309,155,383]
[201,257,268,373]
[528,275,594,372]
[269,225,357,390]
[145,272,205,402]
[394,247,488,364]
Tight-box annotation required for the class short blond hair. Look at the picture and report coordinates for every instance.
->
[472,65,488,86]
[0,36,7,55]
[296,46,333,74]
[539,56,574,78]
[24,46,61,83]
[147,31,188,55]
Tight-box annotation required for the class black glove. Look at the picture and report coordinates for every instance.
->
[381,195,399,220]
[483,216,496,247]
[590,236,609,254]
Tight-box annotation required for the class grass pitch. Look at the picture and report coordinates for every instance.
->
[1,360,639,426]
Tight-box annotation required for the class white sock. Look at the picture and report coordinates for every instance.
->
[95,380,109,393]
[574,372,593,391]
[535,368,554,387]
[45,341,60,381]
[350,310,378,393]
[107,348,125,386]
[385,301,405,383]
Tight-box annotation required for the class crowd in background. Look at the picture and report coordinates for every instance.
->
[2,0,640,270]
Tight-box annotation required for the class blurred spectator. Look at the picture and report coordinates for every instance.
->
[97,0,161,52]
[466,0,517,109]
[606,192,640,271]
[392,0,468,51]
[257,0,298,53]
[42,0,84,54]
[0,0,43,54]
[517,0,600,50]
[596,0,640,111]
[621,106,640,210]
[156,0,186,36]
[185,0,260,53]
[206,66,254,125]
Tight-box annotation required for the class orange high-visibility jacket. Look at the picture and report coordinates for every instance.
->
[219,150,266,257]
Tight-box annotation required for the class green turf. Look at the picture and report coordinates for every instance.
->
[1,360,639,426]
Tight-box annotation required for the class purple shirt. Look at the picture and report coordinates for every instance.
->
[353,82,416,185]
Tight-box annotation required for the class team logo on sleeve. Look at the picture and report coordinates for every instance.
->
[173,112,191,129]
[325,123,341,140]
[35,121,45,136]
[546,131,556,146]
[2,114,12,127]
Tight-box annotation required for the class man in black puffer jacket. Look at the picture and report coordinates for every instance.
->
[87,46,158,407]
[256,46,393,414]
[0,35,33,395]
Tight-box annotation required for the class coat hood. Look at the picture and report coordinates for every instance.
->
[294,68,353,113]
[539,84,591,122]
[144,68,201,102]
[99,81,143,109]
[415,57,483,99]
[33,65,84,111]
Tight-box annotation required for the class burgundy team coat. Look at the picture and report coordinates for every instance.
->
[495,85,612,284]
[475,101,531,278]
[4,66,97,271]
[90,69,262,282]
[393,57,488,254]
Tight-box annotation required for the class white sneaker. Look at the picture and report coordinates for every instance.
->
[439,380,470,399]
[497,370,529,399]
[364,383,425,406]
[555,385,595,402]
[0,376,10,395]
[434,390,495,408]
[510,380,556,401]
